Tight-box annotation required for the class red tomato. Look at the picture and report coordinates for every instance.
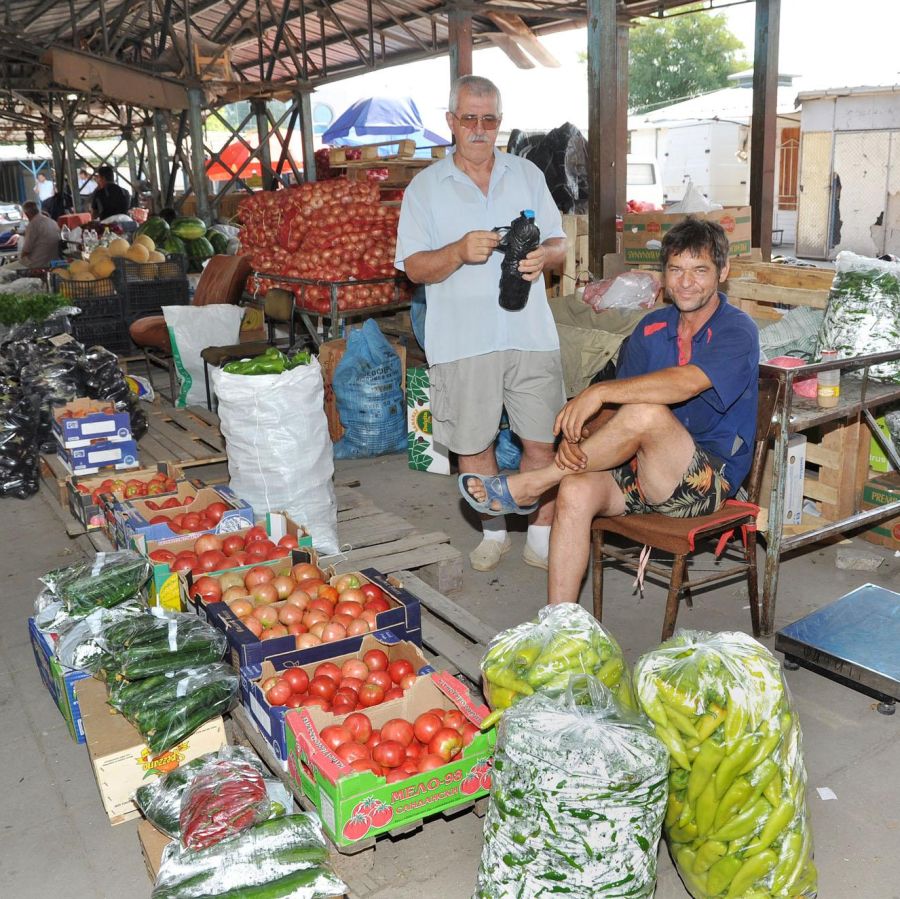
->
[193,533,223,555]
[443,709,467,733]
[429,727,463,762]
[148,549,176,564]
[399,674,417,690]
[332,695,357,716]
[365,670,393,692]
[335,741,370,764]
[204,501,228,524]
[381,718,414,748]
[348,759,383,778]
[364,729,382,752]
[191,576,222,603]
[320,725,353,751]
[362,649,389,672]
[341,659,370,681]
[285,694,305,709]
[181,512,202,531]
[282,668,309,694]
[266,681,292,706]
[292,562,323,581]
[340,677,364,694]
[364,597,390,614]
[413,712,443,745]
[404,740,423,760]
[222,534,245,555]
[198,550,227,571]
[344,712,373,744]
[244,526,268,543]
[461,722,480,747]
[417,754,446,773]
[383,687,404,702]
[385,768,408,784]
[372,740,404,769]
[360,583,385,603]
[358,684,385,707]
[266,546,291,560]
[277,534,299,549]
[387,659,414,685]
[334,600,363,620]
[244,566,275,588]
[314,662,342,683]
[308,676,337,701]
[339,587,366,606]
[303,695,331,711]
[148,515,171,526]
[172,556,197,575]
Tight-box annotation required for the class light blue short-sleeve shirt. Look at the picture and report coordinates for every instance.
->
[395,149,565,365]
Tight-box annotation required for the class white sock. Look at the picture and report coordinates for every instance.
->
[526,525,551,558]
[481,521,508,542]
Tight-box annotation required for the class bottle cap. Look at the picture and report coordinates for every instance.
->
[523,209,535,219]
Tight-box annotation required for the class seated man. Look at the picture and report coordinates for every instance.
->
[460,216,759,604]
[15,201,61,269]
[91,165,131,220]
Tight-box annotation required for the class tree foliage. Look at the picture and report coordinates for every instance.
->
[628,7,747,113]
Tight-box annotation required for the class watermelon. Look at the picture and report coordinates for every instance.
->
[170,216,208,241]
[205,229,229,255]
[162,234,187,256]
[136,216,170,244]
[186,236,215,261]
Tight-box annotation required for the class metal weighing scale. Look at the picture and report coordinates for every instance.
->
[775,583,900,715]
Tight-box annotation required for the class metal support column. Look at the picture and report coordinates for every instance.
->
[48,123,64,189]
[448,8,473,82]
[615,23,629,220]
[750,0,781,261]
[123,130,139,202]
[63,115,79,214]
[154,110,171,204]
[296,91,316,183]
[144,123,161,211]
[187,87,211,221]
[252,99,275,188]
[586,0,618,275]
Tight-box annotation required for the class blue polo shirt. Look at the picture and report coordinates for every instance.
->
[616,293,759,493]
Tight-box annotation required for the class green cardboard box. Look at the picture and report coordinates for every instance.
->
[407,367,450,475]
[860,473,900,550]
[286,671,495,849]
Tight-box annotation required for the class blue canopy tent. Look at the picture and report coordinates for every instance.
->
[322,96,450,158]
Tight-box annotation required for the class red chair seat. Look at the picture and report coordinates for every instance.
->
[129,315,170,352]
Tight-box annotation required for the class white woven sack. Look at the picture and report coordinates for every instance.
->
[212,358,338,554]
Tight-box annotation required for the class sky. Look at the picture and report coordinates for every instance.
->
[313,0,900,135]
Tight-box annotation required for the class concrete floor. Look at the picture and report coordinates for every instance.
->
[2,451,899,898]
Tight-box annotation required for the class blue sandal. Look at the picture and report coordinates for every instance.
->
[458,473,539,517]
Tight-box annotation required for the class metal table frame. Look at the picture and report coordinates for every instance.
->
[252,270,409,346]
[760,349,900,634]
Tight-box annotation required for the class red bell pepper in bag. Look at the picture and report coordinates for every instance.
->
[179,758,270,850]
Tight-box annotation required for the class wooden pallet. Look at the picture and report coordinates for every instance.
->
[329,141,446,166]
[724,261,834,321]
[326,483,464,594]
[230,706,487,859]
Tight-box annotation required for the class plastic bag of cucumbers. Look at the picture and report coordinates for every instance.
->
[475,673,668,898]
[152,813,347,899]
[634,630,817,899]
[479,602,635,728]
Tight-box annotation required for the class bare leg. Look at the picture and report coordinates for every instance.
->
[464,403,695,509]
[548,471,626,603]
[518,438,556,526]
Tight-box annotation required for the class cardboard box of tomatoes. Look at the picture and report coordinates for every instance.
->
[52,397,133,448]
[240,634,434,766]
[285,671,495,850]
[136,514,312,610]
[66,462,184,531]
[109,484,254,549]
[201,566,422,671]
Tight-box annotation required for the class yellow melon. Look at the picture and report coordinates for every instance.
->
[68,259,91,276]
[107,238,130,258]
[126,243,150,263]
[51,267,70,280]
[89,246,110,264]
[134,234,155,252]
[91,258,116,279]
[72,271,96,281]
[147,250,166,263]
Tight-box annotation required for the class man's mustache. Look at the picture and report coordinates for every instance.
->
[467,133,489,143]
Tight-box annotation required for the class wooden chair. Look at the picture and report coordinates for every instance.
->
[129,254,251,402]
[590,378,781,641]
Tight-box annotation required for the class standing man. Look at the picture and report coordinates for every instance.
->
[460,218,759,603]
[396,75,567,572]
[33,170,55,214]
[91,165,131,219]
[14,201,61,268]
[77,168,96,213]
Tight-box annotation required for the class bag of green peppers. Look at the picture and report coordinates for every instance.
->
[634,630,817,899]
[475,674,668,898]
[480,602,635,729]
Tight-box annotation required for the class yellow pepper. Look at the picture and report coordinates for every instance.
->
[687,740,725,802]
[724,849,778,898]
[695,775,720,838]
[692,839,727,874]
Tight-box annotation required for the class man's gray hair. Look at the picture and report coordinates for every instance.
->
[449,75,502,116]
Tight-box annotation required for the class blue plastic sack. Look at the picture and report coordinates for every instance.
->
[333,319,406,459]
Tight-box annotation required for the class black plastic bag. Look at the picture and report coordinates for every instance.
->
[495,211,541,311]
[507,123,588,214]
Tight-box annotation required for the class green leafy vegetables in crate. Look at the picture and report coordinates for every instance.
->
[0,292,69,326]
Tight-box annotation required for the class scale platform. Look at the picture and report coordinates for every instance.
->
[774,583,900,715]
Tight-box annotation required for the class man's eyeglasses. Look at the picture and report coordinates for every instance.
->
[451,113,501,131]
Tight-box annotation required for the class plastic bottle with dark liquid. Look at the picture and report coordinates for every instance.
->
[497,209,541,311]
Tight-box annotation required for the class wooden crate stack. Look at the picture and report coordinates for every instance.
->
[328,141,446,189]
[723,260,834,321]
[546,213,589,298]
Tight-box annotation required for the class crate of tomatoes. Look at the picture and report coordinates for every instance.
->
[240,634,433,766]
[285,670,495,851]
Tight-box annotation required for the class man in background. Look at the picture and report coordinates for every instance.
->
[77,168,96,213]
[15,201,61,268]
[91,165,130,219]
[33,171,55,214]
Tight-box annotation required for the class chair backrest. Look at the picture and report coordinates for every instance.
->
[745,378,782,504]
[192,254,251,307]
[263,287,294,322]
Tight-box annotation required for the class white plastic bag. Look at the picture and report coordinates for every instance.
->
[668,180,722,214]
[583,271,661,312]
[212,359,339,554]
[164,305,244,408]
